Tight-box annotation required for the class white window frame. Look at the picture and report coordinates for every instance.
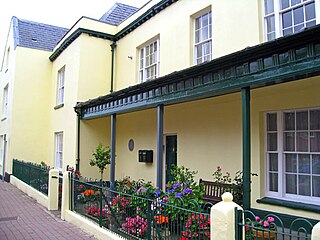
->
[263,0,320,41]
[194,11,212,65]
[55,132,63,170]
[265,108,320,205]
[57,66,65,105]
[139,39,160,83]
[2,84,8,118]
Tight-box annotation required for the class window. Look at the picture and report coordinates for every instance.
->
[57,66,65,105]
[264,0,318,41]
[194,11,212,65]
[266,109,320,204]
[55,132,63,170]
[2,85,8,118]
[5,47,10,70]
[139,39,160,82]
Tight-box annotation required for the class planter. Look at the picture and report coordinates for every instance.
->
[252,228,276,240]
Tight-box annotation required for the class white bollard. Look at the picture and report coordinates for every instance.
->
[61,171,70,220]
[210,192,243,240]
[48,169,59,210]
[312,221,320,240]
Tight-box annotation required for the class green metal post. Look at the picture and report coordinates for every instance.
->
[242,87,251,210]
[76,112,80,171]
[146,191,152,240]
[99,180,103,227]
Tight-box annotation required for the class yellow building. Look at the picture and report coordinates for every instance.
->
[1,0,319,225]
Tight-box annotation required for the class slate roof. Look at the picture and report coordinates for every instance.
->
[12,16,69,51]
[99,3,138,26]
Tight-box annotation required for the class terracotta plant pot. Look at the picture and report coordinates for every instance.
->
[253,228,276,240]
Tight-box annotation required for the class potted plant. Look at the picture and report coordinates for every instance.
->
[89,144,111,181]
[245,215,276,240]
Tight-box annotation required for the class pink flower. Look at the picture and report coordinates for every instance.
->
[268,216,275,223]
[255,216,260,221]
[263,221,270,228]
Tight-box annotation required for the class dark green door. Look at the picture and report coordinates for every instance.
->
[165,135,177,184]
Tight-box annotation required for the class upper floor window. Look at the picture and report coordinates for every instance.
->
[266,108,320,204]
[4,47,10,71]
[139,39,160,82]
[194,11,212,65]
[2,85,8,118]
[264,0,318,41]
[57,66,65,105]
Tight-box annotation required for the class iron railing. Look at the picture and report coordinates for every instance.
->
[71,177,211,240]
[236,209,314,240]
[12,159,50,195]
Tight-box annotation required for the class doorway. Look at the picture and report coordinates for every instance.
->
[165,135,177,184]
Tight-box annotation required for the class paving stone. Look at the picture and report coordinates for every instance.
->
[0,182,96,240]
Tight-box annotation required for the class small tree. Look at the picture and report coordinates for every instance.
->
[89,144,111,181]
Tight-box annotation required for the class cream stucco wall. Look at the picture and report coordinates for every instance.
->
[114,0,261,91]
[79,117,111,179]
[251,76,320,220]
[113,94,242,185]
[50,33,113,171]
[0,24,16,175]
[10,48,51,168]
[110,76,320,220]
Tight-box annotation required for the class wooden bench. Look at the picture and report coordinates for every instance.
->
[199,179,242,205]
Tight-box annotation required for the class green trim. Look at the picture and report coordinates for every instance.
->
[242,87,251,210]
[49,28,114,61]
[256,197,320,214]
[54,103,64,109]
[49,0,178,62]
[251,208,318,230]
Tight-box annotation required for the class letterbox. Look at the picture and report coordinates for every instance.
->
[138,150,153,163]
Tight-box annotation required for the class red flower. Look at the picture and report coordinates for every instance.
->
[180,238,189,240]
[245,225,249,231]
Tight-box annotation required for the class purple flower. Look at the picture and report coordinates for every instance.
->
[168,189,175,194]
[154,189,161,197]
[137,187,147,194]
[183,188,192,195]
[172,182,182,189]
[175,193,182,198]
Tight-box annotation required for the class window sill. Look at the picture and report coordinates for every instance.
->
[256,197,320,214]
[54,104,64,110]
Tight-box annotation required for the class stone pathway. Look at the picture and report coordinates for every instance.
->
[0,181,97,240]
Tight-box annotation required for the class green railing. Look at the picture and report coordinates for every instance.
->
[12,159,50,196]
[71,177,211,240]
[235,209,314,240]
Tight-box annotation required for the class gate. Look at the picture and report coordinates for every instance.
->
[235,209,314,240]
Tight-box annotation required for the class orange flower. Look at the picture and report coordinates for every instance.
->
[154,215,169,224]
[83,189,95,197]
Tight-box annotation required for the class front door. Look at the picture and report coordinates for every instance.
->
[165,135,177,184]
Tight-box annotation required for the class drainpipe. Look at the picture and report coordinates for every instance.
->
[110,42,117,93]
[74,107,81,172]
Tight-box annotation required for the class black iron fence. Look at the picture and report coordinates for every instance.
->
[71,177,211,240]
[12,159,50,195]
[236,209,314,240]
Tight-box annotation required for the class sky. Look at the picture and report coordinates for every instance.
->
[0,0,150,62]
